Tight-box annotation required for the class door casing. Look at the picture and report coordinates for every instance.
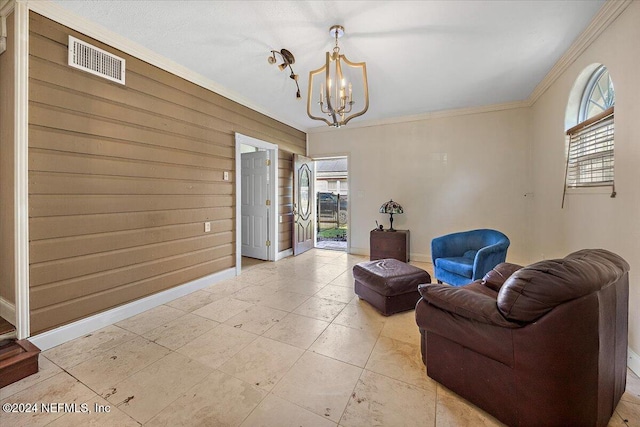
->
[235,133,278,275]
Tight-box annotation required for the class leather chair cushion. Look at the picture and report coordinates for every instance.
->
[481,262,523,292]
[435,257,473,278]
[497,249,630,323]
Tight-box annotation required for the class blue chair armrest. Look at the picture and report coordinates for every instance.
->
[473,241,510,280]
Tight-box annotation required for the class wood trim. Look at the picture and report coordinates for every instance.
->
[565,106,614,135]
[14,0,29,340]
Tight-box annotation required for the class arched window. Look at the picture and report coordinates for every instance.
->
[563,65,615,202]
[579,66,615,122]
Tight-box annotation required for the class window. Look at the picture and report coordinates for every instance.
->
[564,66,615,192]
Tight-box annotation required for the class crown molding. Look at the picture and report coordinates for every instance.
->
[0,0,15,54]
[527,0,633,105]
[307,100,530,133]
[26,0,306,133]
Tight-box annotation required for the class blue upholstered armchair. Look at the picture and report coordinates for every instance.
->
[431,229,510,286]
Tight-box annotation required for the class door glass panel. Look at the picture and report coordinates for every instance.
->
[300,166,310,218]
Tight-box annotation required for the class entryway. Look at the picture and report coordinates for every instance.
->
[315,157,348,251]
[235,133,279,275]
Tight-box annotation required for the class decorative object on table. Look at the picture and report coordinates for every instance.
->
[307,25,369,127]
[415,249,629,427]
[431,229,509,286]
[268,48,301,99]
[379,199,403,231]
[370,229,409,262]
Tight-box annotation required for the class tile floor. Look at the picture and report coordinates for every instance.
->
[1,249,638,426]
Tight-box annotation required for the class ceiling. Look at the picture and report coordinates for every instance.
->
[52,0,606,132]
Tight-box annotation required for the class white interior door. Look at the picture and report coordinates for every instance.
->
[293,154,315,255]
[241,150,270,260]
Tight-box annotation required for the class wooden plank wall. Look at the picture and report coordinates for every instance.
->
[28,12,305,334]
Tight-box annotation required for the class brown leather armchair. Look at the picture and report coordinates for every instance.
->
[415,249,629,427]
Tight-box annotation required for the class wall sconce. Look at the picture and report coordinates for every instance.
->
[268,48,301,99]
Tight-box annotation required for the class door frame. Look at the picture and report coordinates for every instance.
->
[312,154,351,254]
[235,133,278,275]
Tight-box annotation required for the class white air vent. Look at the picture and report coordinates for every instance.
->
[68,36,125,84]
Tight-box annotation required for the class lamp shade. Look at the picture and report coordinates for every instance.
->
[379,200,403,214]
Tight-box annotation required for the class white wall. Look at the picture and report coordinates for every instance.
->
[308,107,532,265]
[529,1,640,355]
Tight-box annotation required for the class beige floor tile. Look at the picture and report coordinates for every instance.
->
[0,372,96,427]
[365,336,436,391]
[240,394,336,427]
[237,268,277,285]
[379,309,422,345]
[333,300,386,334]
[341,369,437,427]
[314,284,356,304]
[436,385,505,427]
[328,270,355,288]
[293,296,347,322]
[231,284,277,304]
[46,396,139,427]
[258,290,310,312]
[146,370,267,427]
[0,354,62,399]
[223,304,288,335]
[262,313,330,349]
[68,336,171,396]
[43,325,137,370]
[608,411,629,427]
[272,351,362,422]
[192,297,253,322]
[142,312,218,350]
[268,277,328,296]
[614,399,640,427]
[219,336,303,391]
[105,352,211,424]
[299,268,344,285]
[622,368,640,404]
[115,305,186,335]
[309,323,378,368]
[203,277,251,296]
[165,289,224,312]
[176,323,257,369]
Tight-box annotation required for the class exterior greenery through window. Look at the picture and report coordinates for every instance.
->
[565,66,615,190]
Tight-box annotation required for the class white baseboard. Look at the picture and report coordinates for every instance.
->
[29,268,236,351]
[629,347,640,376]
[276,249,293,261]
[0,296,16,325]
[349,247,368,257]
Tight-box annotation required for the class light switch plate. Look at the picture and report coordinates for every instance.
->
[223,171,229,181]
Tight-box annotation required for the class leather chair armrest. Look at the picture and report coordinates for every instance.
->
[482,262,523,292]
[418,283,520,328]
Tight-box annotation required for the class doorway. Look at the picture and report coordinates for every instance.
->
[235,133,278,275]
[315,157,348,251]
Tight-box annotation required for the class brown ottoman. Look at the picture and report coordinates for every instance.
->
[353,259,431,316]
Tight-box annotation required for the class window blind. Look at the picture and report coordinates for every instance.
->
[565,107,614,188]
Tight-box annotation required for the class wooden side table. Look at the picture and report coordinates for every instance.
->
[370,229,410,262]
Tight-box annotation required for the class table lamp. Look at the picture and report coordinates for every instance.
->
[379,200,403,231]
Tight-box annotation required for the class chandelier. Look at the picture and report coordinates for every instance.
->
[307,25,369,127]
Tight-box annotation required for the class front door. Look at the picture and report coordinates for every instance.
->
[241,150,270,260]
[293,154,315,255]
